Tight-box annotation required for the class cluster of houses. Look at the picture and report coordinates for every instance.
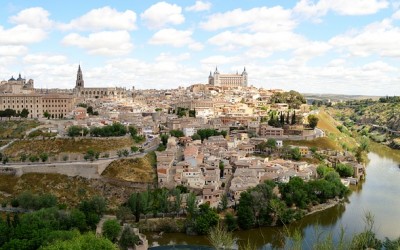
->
[156,132,365,207]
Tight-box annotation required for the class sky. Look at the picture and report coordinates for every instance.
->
[0,0,400,95]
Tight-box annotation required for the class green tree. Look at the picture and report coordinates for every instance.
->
[291,111,296,125]
[219,194,228,211]
[266,138,277,150]
[224,212,238,231]
[316,165,333,178]
[170,129,185,138]
[237,192,256,230]
[20,108,29,118]
[4,108,16,120]
[44,111,51,119]
[41,232,117,250]
[84,149,100,161]
[128,193,142,222]
[194,204,219,235]
[116,206,132,224]
[336,163,354,177]
[122,149,129,157]
[119,226,140,250]
[131,146,139,153]
[186,192,197,218]
[191,133,201,140]
[20,153,28,162]
[68,125,88,137]
[160,134,169,146]
[290,147,302,161]
[102,219,121,243]
[40,152,49,162]
[87,106,94,115]
[308,115,319,129]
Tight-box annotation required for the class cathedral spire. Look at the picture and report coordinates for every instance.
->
[76,64,84,88]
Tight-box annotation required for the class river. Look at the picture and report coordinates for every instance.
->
[147,145,400,248]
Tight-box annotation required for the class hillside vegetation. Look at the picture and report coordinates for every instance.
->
[102,152,156,183]
[355,102,400,131]
[4,137,133,157]
[335,99,400,131]
[0,173,142,208]
[315,110,358,151]
[0,120,41,139]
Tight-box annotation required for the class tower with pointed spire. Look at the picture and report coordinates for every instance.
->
[76,65,84,88]
[208,66,248,87]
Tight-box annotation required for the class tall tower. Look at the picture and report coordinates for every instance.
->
[76,65,84,88]
[214,66,220,86]
[242,67,248,87]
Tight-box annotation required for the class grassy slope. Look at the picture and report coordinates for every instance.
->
[102,153,156,183]
[317,110,358,151]
[0,120,41,139]
[0,172,143,209]
[285,109,358,151]
[4,137,133,157]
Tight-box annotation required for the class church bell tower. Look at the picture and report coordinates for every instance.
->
[76,65,84,89]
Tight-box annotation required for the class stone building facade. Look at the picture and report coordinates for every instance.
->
[0,93,73,118]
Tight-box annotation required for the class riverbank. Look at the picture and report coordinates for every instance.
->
[305,198,344,217]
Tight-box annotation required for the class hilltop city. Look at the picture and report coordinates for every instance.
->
[0,66,392,249]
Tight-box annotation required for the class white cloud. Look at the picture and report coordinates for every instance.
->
[0,25,47,45]
[155,52,190,62]
[330,20,400,57]
[62,31,133,56]
[141,2,185,29]
[293,41,332,59]
[200,55,240,66]
[149,28,203,50]
[208,31,306,52]
[23,54,67,64]
[294,0,388,19]
[361,61,397,72]
[60,6,137,31]
[9,7,53,29]
[0,45,28,56]
[392,9,400,19]
[186,1,211,12]
[200,6,296,32]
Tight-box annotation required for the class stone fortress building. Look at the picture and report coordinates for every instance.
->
[208,67,248,88]
[0,65,128,119]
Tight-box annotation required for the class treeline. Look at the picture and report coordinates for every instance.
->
[192,129,227,141]
[0,108,29,120]
[379,96,400,103]
[236,173,348,230]
[265,110,297,127]
[0,195,125,249]
[116,186,219,235]
[67,124,145,142]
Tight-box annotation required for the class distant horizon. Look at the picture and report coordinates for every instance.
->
[1,0,399,95]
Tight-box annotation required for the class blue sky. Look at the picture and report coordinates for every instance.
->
[0,0,399,95]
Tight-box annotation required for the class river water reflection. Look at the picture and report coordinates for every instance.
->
[147,148,400,248]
